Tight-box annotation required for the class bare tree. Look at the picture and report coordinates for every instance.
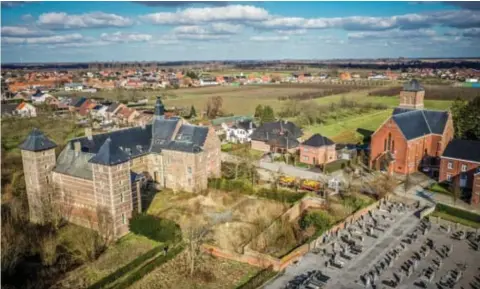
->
[372,174,397,200]
[181,219,211,277]
[96,206,114,248]
[205,96,223,119]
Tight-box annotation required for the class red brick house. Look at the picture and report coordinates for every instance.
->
[370,80,454,176]
[439,139,480,205]
[299,134,336,166]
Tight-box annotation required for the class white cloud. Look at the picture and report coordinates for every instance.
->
[210,23,243,34]
[37,12,134,29]
[100,32,152,43]
[21,14,34,22]
[250,35,289,42]
[1,26,52,37]
[348,29,437,40]
[254,9,480,31]
[445,27,480,38]
[141,5,269,25]
[276,29,307,35]
[2,33,84,45]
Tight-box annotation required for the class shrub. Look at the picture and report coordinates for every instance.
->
[299,210,334,232]
[236,267,277,289]
[129,214,181,243]
[435,203,480,223]
[257,188,305,204]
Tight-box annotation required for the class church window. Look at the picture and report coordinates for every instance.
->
[392,140,395,152]
[387,133,392,151]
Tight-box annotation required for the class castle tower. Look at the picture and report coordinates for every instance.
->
[399,79,424,109]
[154,97,165,119]
[89,137,133,238]
[19,128,57,223]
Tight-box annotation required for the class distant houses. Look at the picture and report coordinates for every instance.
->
[1,102,36,118]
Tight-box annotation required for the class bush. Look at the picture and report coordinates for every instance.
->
[129,214,181,243]
[257,188,305,204]
[208,178,255,194]
[435,203,480,223]
[299,210,334,232]
[324,159,350,173]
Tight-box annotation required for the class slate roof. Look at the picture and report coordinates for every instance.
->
[403,79,424,92]
[54,148,94,179]
[251,120,303,141]
[19,128,57,152]
[70,97,87,108]
[302,134,335,147]
[89,138,131,166]
[442,139,480,163]
[391,109,449,140]
[106,102,121,113]
[232,120,256,131]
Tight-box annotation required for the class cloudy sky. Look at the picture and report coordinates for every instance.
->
[1,1,479,63]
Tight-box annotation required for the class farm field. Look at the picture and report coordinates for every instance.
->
[369,85,480,101]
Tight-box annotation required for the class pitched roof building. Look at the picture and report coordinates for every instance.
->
[19,98,221,238]
[251,120,303,153]
[299,134,337,166]
[370,80,454,175]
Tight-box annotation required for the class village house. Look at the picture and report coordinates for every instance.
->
[438,139,480,205]
[222,119,257,144]
[299,134,337,166]
[19,98,221,239]
[370,80,454,176]
[64,82,84,91]
[251,120,303,153]
[1,102,37,118]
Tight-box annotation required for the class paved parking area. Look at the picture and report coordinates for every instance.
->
[265,201,480,289]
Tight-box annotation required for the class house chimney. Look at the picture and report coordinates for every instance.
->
[85,127,93,140]
[74,141,81,152]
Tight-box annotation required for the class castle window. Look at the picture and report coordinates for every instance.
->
[122,213,126,224]
[188,167,192,174]
[120,192,124,202]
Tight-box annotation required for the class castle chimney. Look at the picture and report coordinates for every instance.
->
[74,141,81,153]
[85,127,93,140]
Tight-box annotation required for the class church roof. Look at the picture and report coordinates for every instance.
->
[392,108,449,140]
[18,128,57,152]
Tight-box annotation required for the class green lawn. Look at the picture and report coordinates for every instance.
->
[431,211,480,229]
[304,109,392,143]
[363,96,453,110]
[427,183,451,195]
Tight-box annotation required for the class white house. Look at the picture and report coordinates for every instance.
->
[222,120,256,144]
[16,102,37,117]
[31,90,54,104]
[64,83,84,91]
[199,79,218,86]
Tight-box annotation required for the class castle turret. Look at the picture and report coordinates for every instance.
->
[154,97,165,119]
[89,137,132,238]
[19,128,57,223]
[399,79,424,109]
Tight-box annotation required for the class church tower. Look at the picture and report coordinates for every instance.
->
[399,79,424,109]
[19,128,57,223]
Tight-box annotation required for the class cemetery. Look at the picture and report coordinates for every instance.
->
[266,198,480,289]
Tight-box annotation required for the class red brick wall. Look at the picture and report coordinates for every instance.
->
[472,174,480,205]
[299,144,336,165]
[439,158,480,189]
[370,118,408,174]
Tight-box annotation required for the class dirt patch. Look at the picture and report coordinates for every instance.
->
[148,191,289,253]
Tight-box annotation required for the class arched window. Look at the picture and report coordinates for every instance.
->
[384,139,387,151]
[387,133,392,151]
[392,140,395,152]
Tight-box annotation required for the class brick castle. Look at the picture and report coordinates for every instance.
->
[20,98,221,238]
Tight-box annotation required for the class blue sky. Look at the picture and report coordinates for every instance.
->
[1,1,479,63]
